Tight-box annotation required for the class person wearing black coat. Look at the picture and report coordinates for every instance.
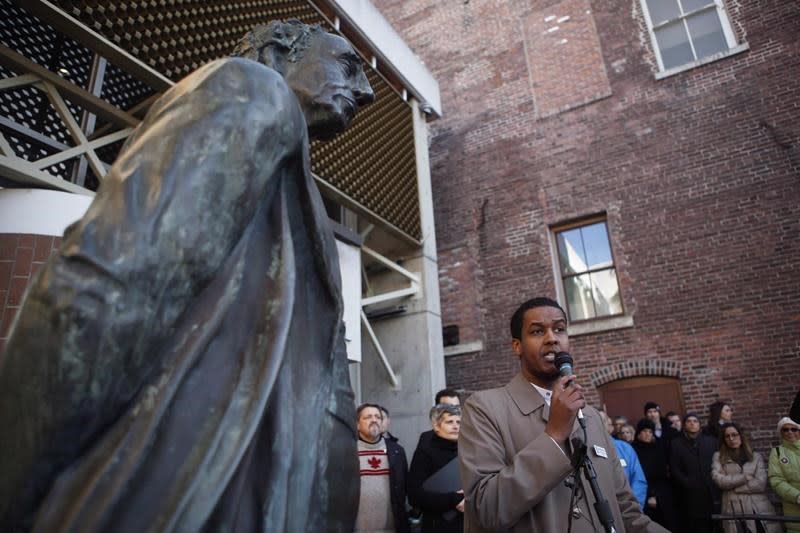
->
[670,413,720,533]
[407,404,464,533]
[633,418,679,532]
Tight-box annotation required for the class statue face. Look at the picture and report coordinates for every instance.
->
[283,32,374,140]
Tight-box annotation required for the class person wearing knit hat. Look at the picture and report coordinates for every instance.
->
[633,418,678,531]
[669,413,719,533]
[769,417,800,532]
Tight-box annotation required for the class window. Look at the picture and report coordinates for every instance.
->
[553,218,623,322]
[641,0,737,72]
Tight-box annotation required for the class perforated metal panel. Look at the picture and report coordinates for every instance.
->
[39,0,422,239]
[1,0,156,186]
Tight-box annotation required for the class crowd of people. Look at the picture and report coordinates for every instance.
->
[604,400,800,533]
[351,297,800,533]
[354,389,465,533]
[353,390,800,533]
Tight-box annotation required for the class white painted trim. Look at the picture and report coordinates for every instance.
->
[0,189,92,235]
[640,0,741,74]
[327,0,441,116]
[654,42,749,79]
[569,314,635,337]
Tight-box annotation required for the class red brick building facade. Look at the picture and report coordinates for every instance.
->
[374,0,800,449]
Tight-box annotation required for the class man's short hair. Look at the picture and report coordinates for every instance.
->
[509,297,566,340]
[429,404,461,426]
[356,402,382,421]
[665,411,678,418]
[231,19,325,73]
[643,401,660,414]
[378,405,390,417]
[435,388,461,404]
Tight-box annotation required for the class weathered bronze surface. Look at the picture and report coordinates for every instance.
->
[0,21,373,532]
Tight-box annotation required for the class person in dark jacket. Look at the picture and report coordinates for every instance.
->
[408,404,464,533]
[670,413,720,533]
[633,418,678,531]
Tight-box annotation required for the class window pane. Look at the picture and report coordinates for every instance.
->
[655,23,695,69]
[680,0,715,13]
[564,274,595,321]
[590,269,623,317]
[557,228,587,275]
[687,9,729,59]
[581,223,613,270]
[646,0,681,25]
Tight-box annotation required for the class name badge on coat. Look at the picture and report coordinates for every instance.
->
[593,445,608,459]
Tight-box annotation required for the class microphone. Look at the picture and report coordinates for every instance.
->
[553,352,586,428]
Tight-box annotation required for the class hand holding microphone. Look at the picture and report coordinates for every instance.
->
[544,352,586,442]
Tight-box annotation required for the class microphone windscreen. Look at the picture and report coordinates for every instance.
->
[554,352,574,375]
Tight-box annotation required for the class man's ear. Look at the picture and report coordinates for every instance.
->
[511,338,521,356]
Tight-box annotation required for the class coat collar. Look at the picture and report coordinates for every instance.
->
[506,372,548,419]
[506,373,585,443]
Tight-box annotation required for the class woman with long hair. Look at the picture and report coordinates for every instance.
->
[703,401,734,439]
[712,422,780,533]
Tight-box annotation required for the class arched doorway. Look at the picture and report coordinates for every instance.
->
[598,376,685,424]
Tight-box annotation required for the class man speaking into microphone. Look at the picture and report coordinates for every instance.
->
[458,297,667,532]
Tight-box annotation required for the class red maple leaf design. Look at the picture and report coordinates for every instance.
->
[368,456,382,469]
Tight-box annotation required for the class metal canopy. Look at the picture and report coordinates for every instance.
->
[1,0,423,243]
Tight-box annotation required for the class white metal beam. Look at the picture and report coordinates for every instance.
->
[39,81,108,179]
[362,245,420,283]
[0,155,94,195]
[0,132,15,157]
[361,309,399,387]
[31,127,133,170]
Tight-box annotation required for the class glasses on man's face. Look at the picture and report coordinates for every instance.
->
[724,433,740,440]
[782,427,800,433]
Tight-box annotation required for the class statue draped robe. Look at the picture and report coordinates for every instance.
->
[0,58,358,532]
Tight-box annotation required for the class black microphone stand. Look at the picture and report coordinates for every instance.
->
[571,437,617,533]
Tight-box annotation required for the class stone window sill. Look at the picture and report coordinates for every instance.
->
[655,43,749,80]
[569,314,634,337]
[443,341,483,357]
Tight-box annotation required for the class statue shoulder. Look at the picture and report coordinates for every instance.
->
[150,57,306,144]
[192,57,297,104]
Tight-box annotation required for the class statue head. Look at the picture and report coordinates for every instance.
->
[233,20,375,140]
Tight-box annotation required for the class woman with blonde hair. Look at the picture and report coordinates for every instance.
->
[712,422,780,533]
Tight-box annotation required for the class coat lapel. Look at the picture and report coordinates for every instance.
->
[506,373,547,420]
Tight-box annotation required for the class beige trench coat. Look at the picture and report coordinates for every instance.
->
[712,451,781,533]
[459,373,668,532]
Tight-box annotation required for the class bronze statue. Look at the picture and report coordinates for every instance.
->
[0,20,373,532]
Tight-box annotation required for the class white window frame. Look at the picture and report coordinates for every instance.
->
[547,216,634,336]
[640,0,740,74]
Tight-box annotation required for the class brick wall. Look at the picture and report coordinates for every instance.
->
[0,234,61,355]
[375,0,800,451]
